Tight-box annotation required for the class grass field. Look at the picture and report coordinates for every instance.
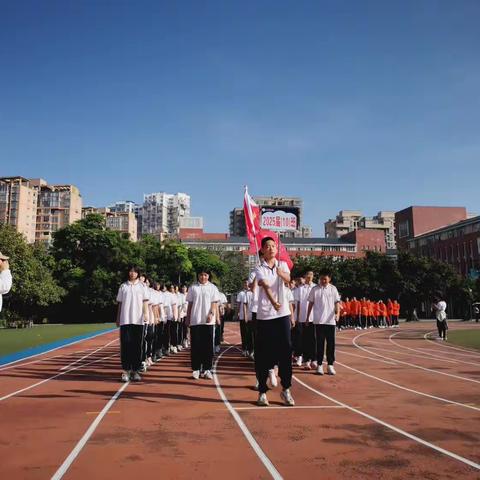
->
[447,329,480,351]
[0,323,116,356]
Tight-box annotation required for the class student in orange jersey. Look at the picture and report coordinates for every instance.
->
[360,298,369,329]
[367,299,374,328]
[373,300,380,328]
[386,299,394,328]
[391,300,400,328]
[352,297,361,330]
[378,300,388,328]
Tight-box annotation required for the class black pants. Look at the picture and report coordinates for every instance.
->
[245,320,256,353]
[161,322,170,351]
[190,324,215,371]
[292,323,302,357]
[240,319,248,350]
[392,315,399,326]
[145,324,155,359]
[168,320,178,348]
[315,324,336,365]
[300,323,316,362]
[155,323,164,355]
[120,324,144,372]
[255,316,292,394]
[215,323,222,347]
[437,319,448,338]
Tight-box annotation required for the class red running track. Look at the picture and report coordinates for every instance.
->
[0,322,479,479]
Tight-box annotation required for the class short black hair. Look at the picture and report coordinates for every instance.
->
[197,270,211,277]
[261,236,276,248]
[319,269,332,278]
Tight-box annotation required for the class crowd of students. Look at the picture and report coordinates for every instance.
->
[116,267,228,383]
[115,236,403,407]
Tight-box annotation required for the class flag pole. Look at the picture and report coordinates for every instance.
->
[244,185,261,266]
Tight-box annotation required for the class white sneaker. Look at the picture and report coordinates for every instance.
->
[316,364,325,375]
[268,369,278,388]
[280,389,295,406]
[147,357,153,366]
[257,393,269,406]
[177,345,183,351]
[171,346,178,354]
[131,371,142,382]
[141,361,147,372]
[215,346,221,354]
[327,365,336,375]
[296,355,303,367]
[192,370,200,380]
[121,371,130,382]
[203,370,213,380]
[249,352,255,360]
[183,339,189,348]
[304,360,312,370]
[242,350,248,357]
[312,361,318,369]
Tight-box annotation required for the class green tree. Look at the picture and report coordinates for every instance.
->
[0,224,64,321]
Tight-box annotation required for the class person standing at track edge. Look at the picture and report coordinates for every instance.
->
[254,237,295,407]
[186,270,221,380]
[433,297,448,341]
[116,266,149,382]
[307,270,341,376]
[0,252,12,313]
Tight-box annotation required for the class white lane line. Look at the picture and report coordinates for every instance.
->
[335,360,480,413]
[365,345,467,365]
[352,331,480,385]
[424,331,480,357]
[60,339,118,370]
[0,328,116,369]
[0,347,96,373]
[50,381,129,480]
[388,333,480,367]
[213,346,283,480]
[293,375,480,471]
[0,352,118,402]
[235,405,349,411]
[336,348,398,365]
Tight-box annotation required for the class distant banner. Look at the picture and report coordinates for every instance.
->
[261,210,297,231]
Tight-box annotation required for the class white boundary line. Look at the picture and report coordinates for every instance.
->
[60,339,118,371]
[0,328,116,369]
[388,332,480,367]
[293,375,480,471]
[352,330,480,385]
[334,360,480,413]
[213,346,283,480]
[235,405,348,411]
[50,381,129,480]
[336,348,398,365]
[0,349,118,402]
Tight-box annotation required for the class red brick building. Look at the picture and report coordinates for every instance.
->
[407,216,480,278]
[395,206,467,250]
[341,229,386,254]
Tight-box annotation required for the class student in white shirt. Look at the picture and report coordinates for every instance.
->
[214,287,227,353]
[307,270,341,376]
[0,253,12,314]
[186,270,220,379]
[236,281,250,356]
[116,266,149,382]
[152,283,165,360]
[433,298,448,340]
[294,271,317,369]
[254,237,295,407]
[166,285,179,354]
[180,285,189,348]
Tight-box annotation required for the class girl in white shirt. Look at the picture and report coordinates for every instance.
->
[116,266,149,382]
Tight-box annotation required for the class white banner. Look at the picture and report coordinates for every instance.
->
[261,210,297,231]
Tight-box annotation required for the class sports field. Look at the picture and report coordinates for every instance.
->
[0,324,116,356]
[447,329,480,351]
[0,321,479,479]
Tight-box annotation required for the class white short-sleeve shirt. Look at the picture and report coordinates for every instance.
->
[294,283,317,323]
[307,283,341,325]
[116,280,149,326]
[236,290,248,320]
[0,269,12,313]
[186,282,220,326]
[254,260,291,320]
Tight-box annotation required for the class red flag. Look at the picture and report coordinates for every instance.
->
[244,187,260,252]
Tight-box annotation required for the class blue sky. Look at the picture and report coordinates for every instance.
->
[1,0,479,235]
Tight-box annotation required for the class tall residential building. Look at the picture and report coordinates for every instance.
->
[141,192,190,238]
[229,195,312,238]
[31,179,82,244]
[325,210,397,249]
[82,206,138,241]
[0,176,38,243]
